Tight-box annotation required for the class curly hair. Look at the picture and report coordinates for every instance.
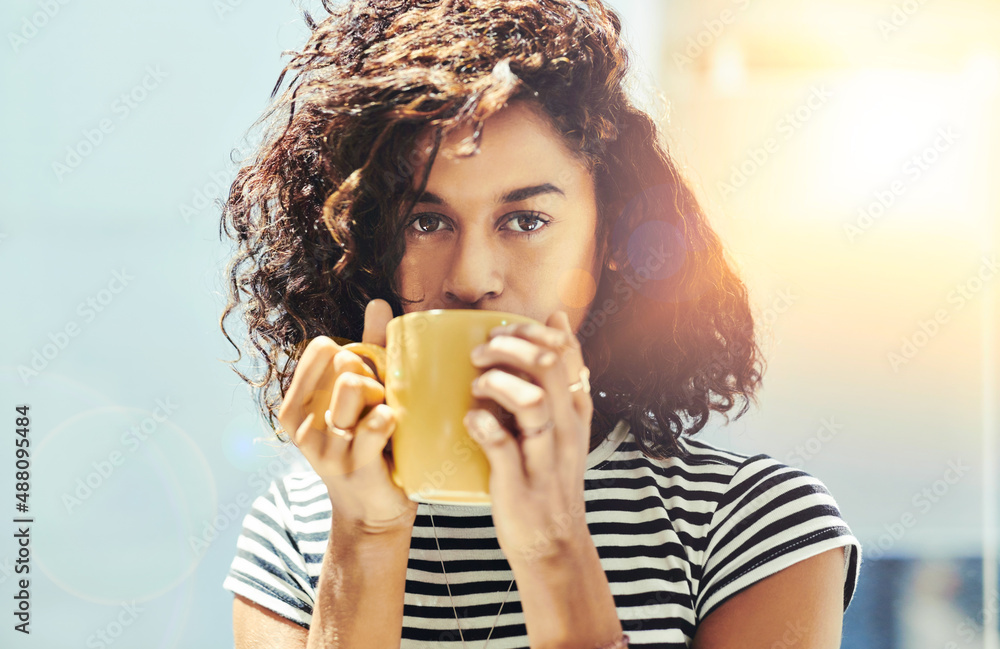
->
[219,0,765,460]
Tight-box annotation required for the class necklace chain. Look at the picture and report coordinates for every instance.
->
[427,505,516,649]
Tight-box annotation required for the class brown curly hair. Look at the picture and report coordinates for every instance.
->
[219,0,765,460]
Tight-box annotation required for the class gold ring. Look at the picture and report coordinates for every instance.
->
[324,410,355,441]
[568,366,591,394]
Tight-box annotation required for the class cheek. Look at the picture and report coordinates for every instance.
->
[555,266,599,310]
[395,249,439,293]
[551,230,601,311]
[506,248,597,309]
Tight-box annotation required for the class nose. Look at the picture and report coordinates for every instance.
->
[442,232,504,307]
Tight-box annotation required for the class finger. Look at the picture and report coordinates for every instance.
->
[472,369,558,484]
[349,403,398,470]
[362,299,393,347]
[333,348,377,381]
[472,369,552,433]
[491,312,584,366]
[485,316,587,413]
[297,350,381,433]
[547,310,593,416]
[324,409,356,441]
[328,371,385,430]
[297,406,395,479]
[464,409,527,495]
[290,411,332,464]
[472,334,563,390]
[279,336,342,434]
[471,332,580,453]
[489,319,577,355]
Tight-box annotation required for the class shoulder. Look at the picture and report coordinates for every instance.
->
[600,433,843,517]
[230,469,333,579]
[595,432,862,618]
[273,470,330,509]
[223,469,332,628]
[676,440,861,620]
[249,470,332,537]
[585,432,765,554]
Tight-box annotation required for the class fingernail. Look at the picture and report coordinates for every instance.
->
[367,408,385,428]
[465,410,499,443]
[463,411,482,441]
[471,343,487,359]
[538,351,557,367]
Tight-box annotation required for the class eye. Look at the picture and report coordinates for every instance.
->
[407,214,449,236]
[405,211,551,239]
[504,211,550,234]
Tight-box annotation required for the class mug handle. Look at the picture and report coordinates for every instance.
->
[331,337,387,385]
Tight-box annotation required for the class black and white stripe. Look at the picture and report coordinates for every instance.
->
[224,419,861,648]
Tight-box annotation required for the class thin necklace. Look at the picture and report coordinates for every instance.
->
[427,504,516,648]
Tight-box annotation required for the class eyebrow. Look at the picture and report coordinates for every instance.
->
[415,183,566,206]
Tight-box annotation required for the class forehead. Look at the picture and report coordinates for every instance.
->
[411,101,590,194]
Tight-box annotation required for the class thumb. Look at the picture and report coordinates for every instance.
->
[362,299,393,347]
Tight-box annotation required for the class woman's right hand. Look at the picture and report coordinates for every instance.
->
[277,299,418,534]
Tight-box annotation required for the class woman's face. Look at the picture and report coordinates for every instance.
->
[394,101,603,334]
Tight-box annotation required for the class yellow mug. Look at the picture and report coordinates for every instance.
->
[328,309,541,505]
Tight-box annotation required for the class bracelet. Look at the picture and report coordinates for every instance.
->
[596,634,629,649]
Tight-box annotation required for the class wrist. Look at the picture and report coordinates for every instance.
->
[328,496,417,545]
[508,520,595,574]
[510,532,623,649]
[507,513,593,569]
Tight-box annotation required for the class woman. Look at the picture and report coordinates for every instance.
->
[220,1,861,647]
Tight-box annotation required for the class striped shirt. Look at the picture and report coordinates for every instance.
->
[224,419,862,647]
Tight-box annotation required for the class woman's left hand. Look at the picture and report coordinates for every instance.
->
[465,309,594,567]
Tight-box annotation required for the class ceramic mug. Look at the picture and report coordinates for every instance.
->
[333,309,540,505]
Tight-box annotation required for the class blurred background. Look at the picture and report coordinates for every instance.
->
[1,0,997,647]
